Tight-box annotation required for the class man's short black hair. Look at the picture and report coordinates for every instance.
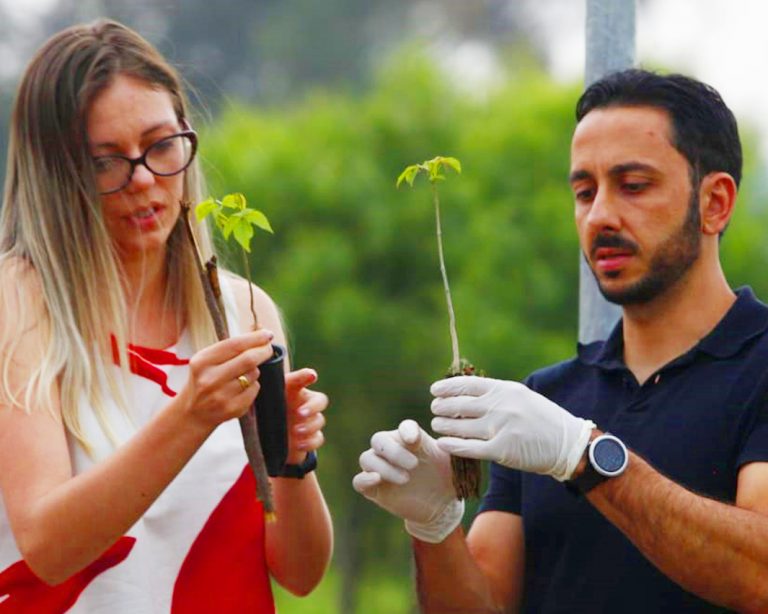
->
[575,69,742,187]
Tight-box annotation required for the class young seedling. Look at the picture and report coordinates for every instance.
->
[180,193,276,518]
[397,156,481,499]
[195,192,274,328]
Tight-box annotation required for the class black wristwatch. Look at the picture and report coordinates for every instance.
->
[566,433,628,495]
[277,451,317,479]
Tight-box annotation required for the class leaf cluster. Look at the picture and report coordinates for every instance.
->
[195,192,273,253]
[396,156,462,188]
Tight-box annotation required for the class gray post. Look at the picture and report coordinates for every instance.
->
[579,0,636,343]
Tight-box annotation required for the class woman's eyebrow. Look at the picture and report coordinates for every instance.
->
[90,121,177,151]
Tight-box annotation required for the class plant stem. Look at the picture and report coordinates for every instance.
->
[179,202,275,517]
[433,183,461,373]
[240,249,259,329]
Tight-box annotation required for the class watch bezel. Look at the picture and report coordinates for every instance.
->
[588,434,629,477]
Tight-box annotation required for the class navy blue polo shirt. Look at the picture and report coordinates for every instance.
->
[479,287,768,613]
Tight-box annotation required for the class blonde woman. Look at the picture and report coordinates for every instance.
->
[0,19,332,612]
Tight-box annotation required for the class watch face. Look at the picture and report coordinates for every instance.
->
[592,437,627,475]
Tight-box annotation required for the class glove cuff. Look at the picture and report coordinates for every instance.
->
[553,419,596,482]
[404,499,465,544]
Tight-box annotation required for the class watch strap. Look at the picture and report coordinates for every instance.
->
[277,451,317,479]
[565,456,607,495]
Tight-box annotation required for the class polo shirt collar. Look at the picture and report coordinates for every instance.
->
[577,320,626,371]
[697,286,768,358]
[577,286,768,370]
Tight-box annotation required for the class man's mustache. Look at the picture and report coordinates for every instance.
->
[589,233,639,259]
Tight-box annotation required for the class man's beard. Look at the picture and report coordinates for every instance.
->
[588,192,702,306]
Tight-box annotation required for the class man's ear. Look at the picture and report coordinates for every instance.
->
[699,172,737,236]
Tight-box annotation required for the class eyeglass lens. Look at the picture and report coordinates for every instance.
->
[94,134,195,195]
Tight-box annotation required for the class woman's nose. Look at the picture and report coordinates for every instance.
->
[125,162,156,192]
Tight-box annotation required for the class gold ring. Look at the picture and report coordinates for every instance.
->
[237,374,251,391]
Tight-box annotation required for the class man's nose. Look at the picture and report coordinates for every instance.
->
[585,187,621,232]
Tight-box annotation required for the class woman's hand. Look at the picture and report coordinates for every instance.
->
[284,368,328,464]
[177,329,275,430]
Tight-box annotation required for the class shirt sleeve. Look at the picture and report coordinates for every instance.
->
[737,387,768,468]
[476,373,540,516]
[477,462,523,515]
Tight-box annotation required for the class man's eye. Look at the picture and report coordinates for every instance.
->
[623,182,648,193]
[575,189,594,202]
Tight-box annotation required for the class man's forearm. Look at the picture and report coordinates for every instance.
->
[413,528,504,614]
[589,454,768,611]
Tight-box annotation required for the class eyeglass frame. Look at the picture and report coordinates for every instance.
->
[93,129,199,195]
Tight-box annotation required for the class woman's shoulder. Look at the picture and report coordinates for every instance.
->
[0,257,46,321]
[221,271,275,309]
[0,255,40,285]
[219,270,285,339]
[0,257,49,386]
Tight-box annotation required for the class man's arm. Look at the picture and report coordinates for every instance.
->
[585,455,768,611]
[430,375,768,612]
[353,420,525,613]
[414,512,524,614]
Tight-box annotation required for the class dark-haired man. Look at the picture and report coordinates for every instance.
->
[354,69,768,612]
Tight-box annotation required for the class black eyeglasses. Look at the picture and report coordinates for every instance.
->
[92,130,198,195]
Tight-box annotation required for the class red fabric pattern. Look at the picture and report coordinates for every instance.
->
[110,336,189,398]
[171,466,273,614]
[0,537,135,614]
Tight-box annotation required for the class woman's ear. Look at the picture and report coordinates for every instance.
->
[699,172,737,236]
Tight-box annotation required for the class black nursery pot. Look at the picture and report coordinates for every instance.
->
[254,343,288,476]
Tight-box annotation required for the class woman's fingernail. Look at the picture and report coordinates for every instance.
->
[299,406,311,417]
[295,425,307,434]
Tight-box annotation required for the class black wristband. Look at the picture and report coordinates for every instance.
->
[277,451,317,479]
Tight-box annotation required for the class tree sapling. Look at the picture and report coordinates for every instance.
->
[397,156,481,499]
[181,193,283,518]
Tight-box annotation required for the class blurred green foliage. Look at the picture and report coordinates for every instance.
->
[200,52,768,613]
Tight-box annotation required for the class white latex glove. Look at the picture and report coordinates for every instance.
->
[430,376,595,482]
[352,419,465,543]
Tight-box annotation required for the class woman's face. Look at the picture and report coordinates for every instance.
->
[87,74,186,263]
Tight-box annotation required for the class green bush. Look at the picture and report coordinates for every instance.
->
[200,52,768,612]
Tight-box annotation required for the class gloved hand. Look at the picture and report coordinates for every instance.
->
[352,419,465,543]
[430,376,595,482]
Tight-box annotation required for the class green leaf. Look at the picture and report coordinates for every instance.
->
[222,193,247,210]
[396,164,421,188]
[243,209,274,233]
[214,211,228,232]
[222,214,239,240]
[195,197,219,221]
[440,156,462,174]
[233,218,255,252]
[417,156,461,183]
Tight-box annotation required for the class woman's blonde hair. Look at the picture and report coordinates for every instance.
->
[0,19,217,451]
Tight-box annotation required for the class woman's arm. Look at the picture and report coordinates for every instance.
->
[0,273,274,584]
[228,276,333,595]
[267,369,333,595]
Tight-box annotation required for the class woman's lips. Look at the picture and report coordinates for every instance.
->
[126,205,163,230]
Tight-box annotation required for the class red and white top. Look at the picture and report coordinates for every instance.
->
[0,277,274,613]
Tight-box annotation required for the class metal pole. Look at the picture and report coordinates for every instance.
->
[579,0,636,343]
